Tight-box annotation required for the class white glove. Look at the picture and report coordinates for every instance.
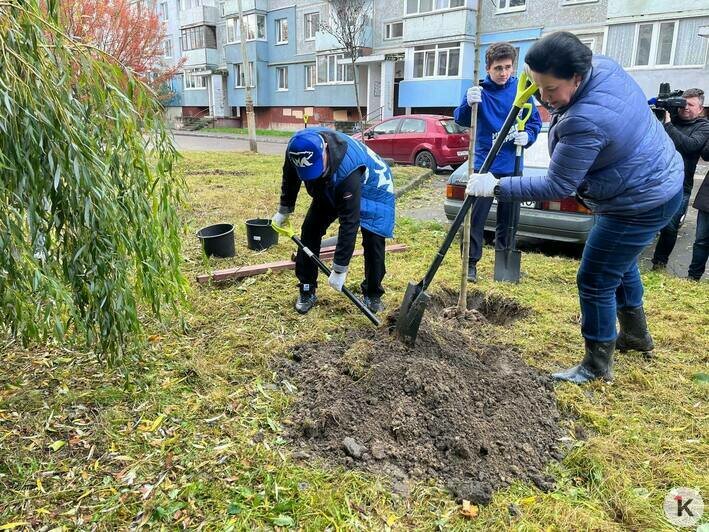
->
[465,172,497,197]
[328,270,347,292]
[513,131,529,146]
[272,211,289,227]
[466,86,482,106]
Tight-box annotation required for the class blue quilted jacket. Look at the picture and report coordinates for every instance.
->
[498,56,683,214]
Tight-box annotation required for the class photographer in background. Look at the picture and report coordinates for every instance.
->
[651,88,709,270]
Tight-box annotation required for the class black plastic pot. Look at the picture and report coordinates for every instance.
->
[245,218,278,251]
[196,223,235,258]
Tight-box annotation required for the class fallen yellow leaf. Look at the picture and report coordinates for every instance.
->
[460,500,479,519]
[520,496,537,506]
[0,523,30,531]
[49,440,66,452]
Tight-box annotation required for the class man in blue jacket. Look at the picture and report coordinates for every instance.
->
[272,128,395,315]
[454,42,542,282]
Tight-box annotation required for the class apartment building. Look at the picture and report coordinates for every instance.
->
[159,0,709,129]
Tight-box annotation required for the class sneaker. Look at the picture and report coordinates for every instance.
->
[363,295,384,314]
[294,289,317,314]
[467,263,477,283]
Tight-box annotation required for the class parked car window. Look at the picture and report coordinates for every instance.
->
[372,119,401,135]
[440,119,466,134]
[399,118,426,133]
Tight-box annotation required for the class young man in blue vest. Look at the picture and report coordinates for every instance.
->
[454,42,542,282]
[272,128,396,314]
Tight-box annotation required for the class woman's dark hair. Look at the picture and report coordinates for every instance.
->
[524,31,592,79]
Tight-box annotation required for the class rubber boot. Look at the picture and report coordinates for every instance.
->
[294,285,317,314]
[616,306,654,354]
[552,339,614,384]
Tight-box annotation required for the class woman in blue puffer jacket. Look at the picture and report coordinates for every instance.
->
[465,31,684,384]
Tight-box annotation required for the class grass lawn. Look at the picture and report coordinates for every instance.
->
[1,151,706,530]
[202,127,295,138]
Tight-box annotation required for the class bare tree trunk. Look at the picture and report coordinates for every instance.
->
[237,0,257,153]
[352,56,364,132]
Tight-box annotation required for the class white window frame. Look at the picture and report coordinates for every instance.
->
[276,18,288,45]
[160,0,168,19]
[630,20,678,69]
[304,63,316,90]
[163,38,173,58]
[412,42,461,79]
[316,53,354,85]
[579,37,596,51]
[304,12,319,41]
[184,69,206,90]
[180,0,215,10]
[496,0,527,14]
[276,66,288,91]
[225,14,267,44]
[561,0,598,5]
[384,21,403,40]
[234,62,255,88]
[405,0,464,15]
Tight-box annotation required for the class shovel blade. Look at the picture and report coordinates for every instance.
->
[494,249,522,283]
[395,282,431,346]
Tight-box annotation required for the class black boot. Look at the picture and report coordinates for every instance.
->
[616,306,654,353]
[294,285,317,314]
[467,263,477,283]
[552,339,614,384]
[363,295,384,314]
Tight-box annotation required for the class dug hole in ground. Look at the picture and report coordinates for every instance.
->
[276,288,566,505]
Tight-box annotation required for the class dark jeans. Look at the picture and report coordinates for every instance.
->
[578,190,682,341]
[464,196,521,263]
[651,191,691,265]
[295,200,386,297]
[688,209,709,280]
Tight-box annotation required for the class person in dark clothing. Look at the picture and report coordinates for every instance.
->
[453,42,542,282]
[651,88,709,269]
[272,128,395,315]
[688,140,709,281]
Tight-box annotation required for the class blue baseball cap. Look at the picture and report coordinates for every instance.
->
[286,131,325,181]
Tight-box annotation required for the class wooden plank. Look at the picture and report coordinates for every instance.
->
[196,244,408,284]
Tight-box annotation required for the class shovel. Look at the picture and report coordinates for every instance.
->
[271,221,381,326]
[494,103,532,283]
[395,73,537,346]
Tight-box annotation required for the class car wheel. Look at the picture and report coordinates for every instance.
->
[414,150,438,173]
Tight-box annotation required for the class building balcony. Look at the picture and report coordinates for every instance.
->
[180,5,220,28]
[403,8,473,44]
[182,48,220,69]
[220,0,268,17]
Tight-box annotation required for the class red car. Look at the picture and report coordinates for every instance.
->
[352,114,469,173]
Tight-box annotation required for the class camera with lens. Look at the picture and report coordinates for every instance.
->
[650,82,686,120]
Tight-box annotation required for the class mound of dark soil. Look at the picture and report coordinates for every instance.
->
[278,290,563,504]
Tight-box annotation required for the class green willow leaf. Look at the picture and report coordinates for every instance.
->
[0,0,186,363]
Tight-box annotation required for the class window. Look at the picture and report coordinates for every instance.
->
[180,25,217,51]
[276,66,288,90]
[496,0,526,14]
[406,0,463,14]
[184,69,206,89]
[579,38,595,51]
[373,119,401,135]
[159,0,167,19]
[234,62,254,87]
[384,21,403,40]
[180,0,214,9]
[163,38,173,58]
[440,119,465,134]
[226,14,266,43]
[561,0,598,4]
[276,18,288,44]
[305,64,316,90]
[316,53,354,84]
[399,118,426,133]
[633,21,677,67]
[304,12,319,41]
[413,42,460,78]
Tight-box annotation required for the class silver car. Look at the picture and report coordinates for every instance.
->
[444,163,596,244]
